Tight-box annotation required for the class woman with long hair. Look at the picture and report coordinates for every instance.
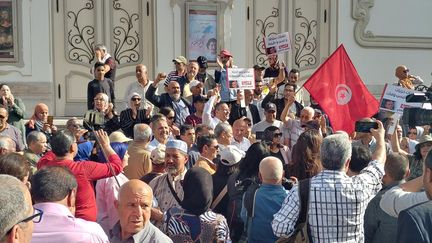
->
[289,129,323,180]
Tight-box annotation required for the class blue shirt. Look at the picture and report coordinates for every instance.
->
[242,183,287,243]
[215,69,236,102]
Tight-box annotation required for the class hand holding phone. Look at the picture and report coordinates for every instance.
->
[355,121,378,133]
[47,116,54,126]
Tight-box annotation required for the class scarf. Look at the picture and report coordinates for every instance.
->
[26,103,49,129]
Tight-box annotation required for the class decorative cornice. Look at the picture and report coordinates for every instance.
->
[352,0,432,49]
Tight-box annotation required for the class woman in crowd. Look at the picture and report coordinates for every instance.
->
[96,141,129,235]
[119,92,150,138]
[85,92,120,134]
[392,129,432,180]
[25,103,57,143]
[0,84,26,143]
[166,167,230,242]
[159,106,180,138]
[226,142,270,242]
[262,126,291,165]
[288,129,323,180]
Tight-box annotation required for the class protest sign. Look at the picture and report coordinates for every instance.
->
[379,84,423,115]
[227,68,255,90]
[264,32,291,55]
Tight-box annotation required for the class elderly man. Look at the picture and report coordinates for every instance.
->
[124,64,154,110]
[178,61,199,99]
[93,44,117,81]
[24,131,47,169]
[147,115,170,151]
[124,124,152,180]
[38,130,122,222]
[0,175,36,243]
[0,107,24,152]
[242,157,288,243]
[149,140,189,228]
[352,118,391,154]
[214,122,233,151]
[195,135,219,174]
[146,77,192,127]
[32,166,108,242]
[273,121,386,242]
[231,118,251,151]
[0,135,16,155]
[203,88,230,129]
[282,105,315,148]
[394,65,423,89]
[111,180,172,242]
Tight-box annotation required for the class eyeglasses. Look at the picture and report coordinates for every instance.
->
[273,132,283,137]
[5,208,43,237]
[167,116,175,120]
[131,97,141,101]
[403,69,409,73]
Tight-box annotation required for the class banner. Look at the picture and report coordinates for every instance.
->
[303,44,379,133]
[264,32,291,55]
[227,68,255,90]
[379,84,423,115]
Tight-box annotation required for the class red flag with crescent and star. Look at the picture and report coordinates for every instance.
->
[303,44,379,133]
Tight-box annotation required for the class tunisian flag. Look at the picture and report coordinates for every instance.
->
[303,45,378,133]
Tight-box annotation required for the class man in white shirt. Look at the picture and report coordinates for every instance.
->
[124,64,154,110]
[231,118,251,151]
[147,116,170,151]
[202,88,230,129]
[252,103,283,139]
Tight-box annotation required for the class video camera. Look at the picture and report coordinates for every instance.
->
[402,85,432,126]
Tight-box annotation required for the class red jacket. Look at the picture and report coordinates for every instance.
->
[38,151,122,222]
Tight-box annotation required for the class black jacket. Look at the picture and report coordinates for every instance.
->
[229,103,261,125]
[262,92,304,120]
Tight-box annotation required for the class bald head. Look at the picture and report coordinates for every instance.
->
[395,65,409,80]
[118,179,153,203]
[0,135,16,154]
[259,156,284,184]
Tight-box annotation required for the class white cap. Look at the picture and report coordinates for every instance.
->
[189,80,202,90]
[151,145,166,164]
[219,145,245,166]
[166,139,188,154]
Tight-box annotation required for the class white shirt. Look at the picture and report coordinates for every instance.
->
[147,138,162,152]
[202,96,228,129]
[379,186,429,217]
[231,137,251,151]
[124,80,153,109]
[251,119,283,134]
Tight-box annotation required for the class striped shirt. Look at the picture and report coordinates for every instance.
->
[164,70,184,86]
[272,160,384,243]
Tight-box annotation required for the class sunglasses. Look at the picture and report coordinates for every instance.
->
[273,132,283,137]
[403,69,409,73]
[131,97,141,101]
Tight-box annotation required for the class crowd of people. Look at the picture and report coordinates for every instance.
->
[0,44,432,243]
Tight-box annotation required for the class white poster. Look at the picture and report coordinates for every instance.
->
[264,32,291,55]
[379,84,423,115]
[227,68,255,90]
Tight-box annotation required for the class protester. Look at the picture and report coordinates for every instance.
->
[159,106,180,138]
[0,84,26,144]
[215,49,236,103]
[202,87,230,129]
[146,115,170,151]
[262,82,303,120]
[111,180,172,242]
[124,124,152,179]
[194,135,219,174]
[0,135,15,155]
[394,65,423,89]
[85,92,120,134]
[140,145,166,184]
[124,64,154,111]
[25,103,54,147]
[93,44,117,81]
[196,56,216,93]
[0,153,31,187]
[262,126,291,165]
[0,175,36,243]
[347,145,372,176]
[32,166,109,243]
[251,103,283,135]
[231,118,251,151]
[24,131,47,170]
[120,92,150,138]
[87,62,115,110]
[214,122,233,151]
[165,167,230,242]
[164,56,188,86]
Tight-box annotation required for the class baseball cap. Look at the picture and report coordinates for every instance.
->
[219,145,245,166]
[151,145,166,164]
[219,49,232,58]
[253,64,265,70]
[197,56,208,68]
[166,139,188,154]
[109,131,132,143]
[264,103,277,112]
[172,56,188,65]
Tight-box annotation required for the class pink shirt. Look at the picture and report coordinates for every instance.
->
[96,173,129,235]
[32,202,109,243]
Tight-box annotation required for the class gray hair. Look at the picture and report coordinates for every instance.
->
[321,133,352,170]
[0,175,30,238]
[133,123,152,142]
[259,156,283,181]
[95,93,109,103]
[26,131,45,145]
[51,130,76,157]
[94,44,107,53]
[214,123,231,138]
[0,135,15,151]
[303,106,315,117]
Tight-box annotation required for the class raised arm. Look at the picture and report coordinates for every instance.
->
[145,73,166,107]
[390,125,409,156]
[202,90,219,127]
[273,61,286,85]
[370,120,386,164]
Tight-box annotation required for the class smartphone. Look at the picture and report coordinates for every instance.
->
[355,121,378,133]
[47,116,54,126]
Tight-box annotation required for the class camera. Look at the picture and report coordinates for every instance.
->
[84,110,105,127]
[402,87,432,126]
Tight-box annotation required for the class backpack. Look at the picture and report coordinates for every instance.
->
[226,175,260,242]
[276,178,311,243]
[238,179,261,243]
